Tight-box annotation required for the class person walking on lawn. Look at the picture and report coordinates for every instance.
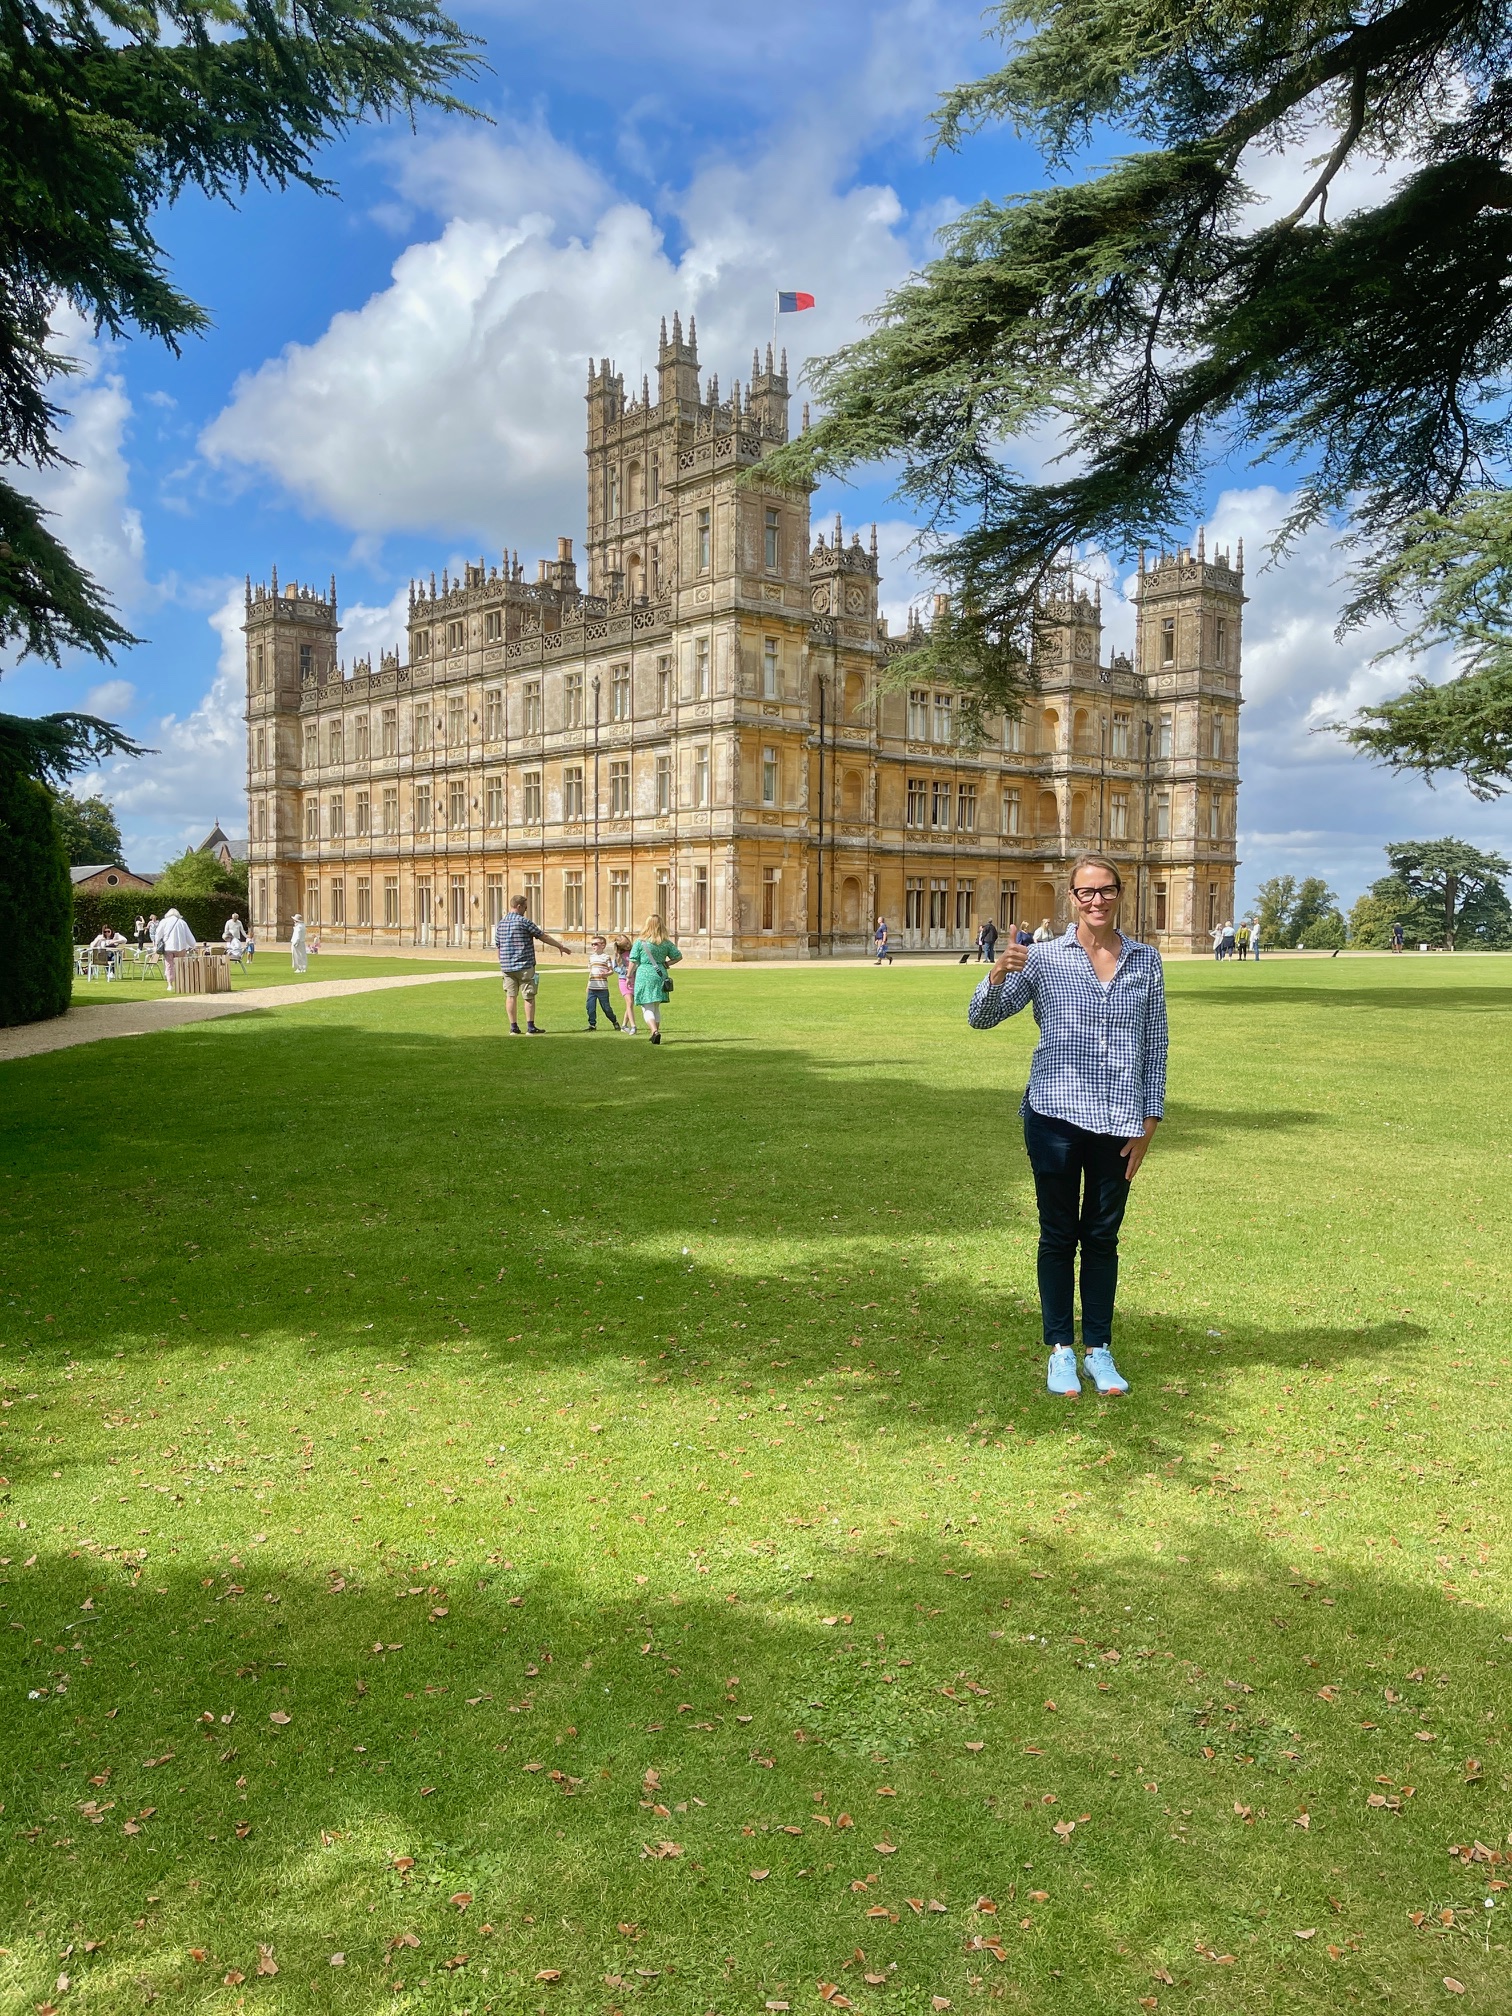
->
[977,916,999,963]
[629,912,682,1046]
[494,894,571,1035]
[967,851,1167,1401]
[585,935,621,1030]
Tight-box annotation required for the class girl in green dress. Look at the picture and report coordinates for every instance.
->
[629,912,683,1046]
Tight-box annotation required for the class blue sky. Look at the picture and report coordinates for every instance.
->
[6,0,1506,899]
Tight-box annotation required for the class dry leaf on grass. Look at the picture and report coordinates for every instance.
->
[268,1711,291,1727]
[1444,1981,1465,1996]
[750,1870,770,1881]
[222,1974,244,1988]
[256,1945,278,1977]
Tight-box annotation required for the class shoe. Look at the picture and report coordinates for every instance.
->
[650,1030,661,1045]
[1046,1345,1080,1398]
[510,1022,521,1035]
[1083,1346,1129,1396]
[527,1024,545,1035]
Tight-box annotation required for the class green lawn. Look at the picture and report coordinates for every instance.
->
[1,960,1508,2015]
[69,954,495,1007]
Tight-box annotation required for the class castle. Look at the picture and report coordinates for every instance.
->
[244,314,1243,956]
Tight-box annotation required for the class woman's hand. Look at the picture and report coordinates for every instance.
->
[991,942,1029,982]
[1120,1118,1159,1180]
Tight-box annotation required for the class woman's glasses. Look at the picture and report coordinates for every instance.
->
[1070,885,1120,905]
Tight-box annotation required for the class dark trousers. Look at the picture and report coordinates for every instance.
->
[586,987,619,1029]
[1023,1104,1132,1350]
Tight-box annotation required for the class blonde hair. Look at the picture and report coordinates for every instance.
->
[613,934,631,955]
[1068,852,1122,893]
[642,912,665,939]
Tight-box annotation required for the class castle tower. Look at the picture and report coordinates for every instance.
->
[244,572,339,939]
[1132,535,1245,948]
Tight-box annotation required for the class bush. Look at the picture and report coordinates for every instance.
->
[1298,911,1348,950]
[153,846,247,900]
[0,762,74,1026]
[73,890,246,943]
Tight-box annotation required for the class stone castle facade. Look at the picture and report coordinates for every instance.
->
[244,314,1243,956]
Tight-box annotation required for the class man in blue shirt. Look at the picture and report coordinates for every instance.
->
[968,852,1168,1399]
[494,896,571,1035]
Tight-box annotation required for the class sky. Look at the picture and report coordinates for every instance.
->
[4,0,1505,902]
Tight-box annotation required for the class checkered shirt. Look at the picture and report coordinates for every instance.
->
[494,911,545,972]
[967,924,1168,1136]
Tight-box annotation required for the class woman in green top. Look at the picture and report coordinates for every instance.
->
[629,912,682,1046]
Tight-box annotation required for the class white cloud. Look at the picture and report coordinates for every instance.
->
[83,678,137,718]
[199,14,958,552]
[18,308,146,621]
[97,582,247,869]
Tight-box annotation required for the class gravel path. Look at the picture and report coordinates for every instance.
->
[0,970,495,1065]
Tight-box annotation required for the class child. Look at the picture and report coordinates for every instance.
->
[613,935,637,1034]
[586,935,620,1031]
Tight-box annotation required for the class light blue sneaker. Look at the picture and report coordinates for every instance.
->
[1046,1345,1081,1398]
[1083,1346,1129,1396]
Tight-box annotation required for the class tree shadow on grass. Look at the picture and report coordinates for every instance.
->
[1187,986,1512,1013]
[0,1510,1505,2011]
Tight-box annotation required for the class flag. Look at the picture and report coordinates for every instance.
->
[777,292,815,313]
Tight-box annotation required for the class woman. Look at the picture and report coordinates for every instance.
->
[133,914,149,949]
[873,916,892,965]
[290,913,308,974]
[152,907,198,992]
[968,852,1167,1400]
[629,912,682,1046]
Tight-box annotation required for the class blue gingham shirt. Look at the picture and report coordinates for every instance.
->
[968,924,1168,1136]
[494,911,545,972]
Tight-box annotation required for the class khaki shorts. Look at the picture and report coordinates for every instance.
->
[501,967,539,1001]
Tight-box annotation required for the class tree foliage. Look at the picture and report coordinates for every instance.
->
[52,788,124,866]
[1252,873,1342,949]
[0,763,73,1026]
[760,0,1512,717]
[153,844,244,899]
[1383,837,1512,947]
[1347,874,1439,948]
[1,0,482,671]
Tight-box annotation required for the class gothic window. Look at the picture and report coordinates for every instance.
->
[564,673,585,729]
[929,880,948,930]
[1214,616,1228,666]
[763,638,780,698]
[1109,790,1130,841]
[304,795,318,840]
[329,794,344,838]
[447,697,466,746]
[563,871,585,929]
[696,507,711,574]
[764,508,780,571]
[611,664,631,721]
[655,754,672,813]
[1003,712,1024,752]
[355,790,370,837]
[254,643,265,688]
[956,783,977,832]
[381,707,398,756]
[328,719,343,764]
[300,644,312,678]
[1160,616,1176,664]
[931,779,952,829]
[694,639,710,699]
[413,707,430,753]
[657,657,673,713]
[355,715,370,760]
[1209,794,1221,839]
[382,787,398,835]
[523,770,542,824]
[447,621,465,653]
[1155,792,1171,839]
[413,629,430,660]
[608,468,620,520]
[1210,716,1224,759]
[609,759,631,816]
[649,454,660,505]
[999,879,1018,929]
[484,611,502,644]
[932,693,953,743]
[611,871,631,931]
[694,865,710,931]
[522,681,542,736]
[384,876,399,927]
[563,764,585,821]
[693,747,710,808]
[485,689,503,738]
[906,777,927,828]
[415,784,431,833]
[908,690,928,740]
[762,866,778,932]
[255,727,265,769]
[304,724,318,767]
[1111,710,1130,758]
[330,878,345,924]
[1002,788,1021,836]
[356,876,371,926]
[762,746,779,806]
[905,878,924,930]
[955,880,975,931]
[1158,710,1174,758]
[485,776,504,827]
[448,782,466,829]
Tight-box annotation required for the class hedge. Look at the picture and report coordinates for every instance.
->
[0,764,74,1026]
[73,890,246,943]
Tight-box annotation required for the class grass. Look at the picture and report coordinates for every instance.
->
[69,955,495,1008]
[1,958,1509,2015]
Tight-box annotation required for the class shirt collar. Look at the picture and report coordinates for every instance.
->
[1062,921,1137,972]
